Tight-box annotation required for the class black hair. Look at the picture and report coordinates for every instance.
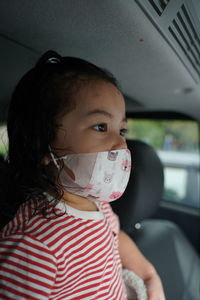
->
[0,50,119,228]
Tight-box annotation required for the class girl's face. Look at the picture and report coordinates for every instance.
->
[52,80,127,156]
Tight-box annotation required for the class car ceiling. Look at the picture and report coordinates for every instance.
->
[0,0,200,121]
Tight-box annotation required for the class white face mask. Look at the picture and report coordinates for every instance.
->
[51,149,131,202]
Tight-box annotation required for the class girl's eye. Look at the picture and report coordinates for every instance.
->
[120,128,128,137]
[92,124,127,136]
[92,123,108,132]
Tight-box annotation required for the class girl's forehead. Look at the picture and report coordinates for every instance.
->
[72,80,125,111]
[58,80,126,126]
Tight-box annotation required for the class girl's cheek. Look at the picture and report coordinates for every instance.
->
[79,136,110,153]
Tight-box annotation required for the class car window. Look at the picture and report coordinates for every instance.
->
[127,118,200,209]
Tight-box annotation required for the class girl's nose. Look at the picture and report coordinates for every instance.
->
[110,134,127,150]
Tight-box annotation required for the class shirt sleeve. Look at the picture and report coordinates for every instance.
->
[0,234,57,300]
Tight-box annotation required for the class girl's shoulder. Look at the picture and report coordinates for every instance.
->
[0,198,66,239]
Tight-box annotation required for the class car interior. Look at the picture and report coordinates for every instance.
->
[0,1,200,299]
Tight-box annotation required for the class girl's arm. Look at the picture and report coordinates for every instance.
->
[118,230,166,300]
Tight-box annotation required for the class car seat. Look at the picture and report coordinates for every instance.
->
[111,140,200,300]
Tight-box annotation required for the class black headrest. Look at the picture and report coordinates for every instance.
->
[111,140,164,233]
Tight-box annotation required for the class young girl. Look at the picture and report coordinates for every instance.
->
[0,51,165,300]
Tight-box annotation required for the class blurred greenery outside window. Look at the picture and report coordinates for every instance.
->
[0,124,8,158]
[127,119,200,209]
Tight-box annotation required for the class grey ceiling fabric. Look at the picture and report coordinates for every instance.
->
[0,0,200,120]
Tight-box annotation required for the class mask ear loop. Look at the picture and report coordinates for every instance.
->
[48,146,60,169]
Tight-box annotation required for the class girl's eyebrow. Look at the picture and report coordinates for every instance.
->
[85,109,127,122]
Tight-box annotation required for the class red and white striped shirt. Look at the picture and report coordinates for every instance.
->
[0,199,127,299]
